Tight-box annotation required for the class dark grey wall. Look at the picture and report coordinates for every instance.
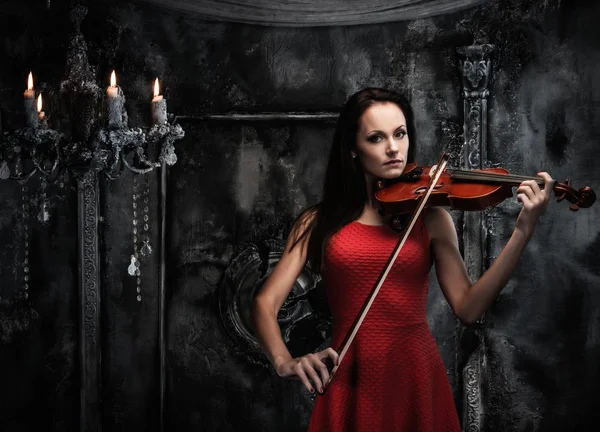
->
[1,0,599,431]
[1,2,79,431]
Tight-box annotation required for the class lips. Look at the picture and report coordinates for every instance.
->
[384,159,403,165]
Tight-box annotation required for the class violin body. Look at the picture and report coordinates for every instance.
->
[376,162,596,215]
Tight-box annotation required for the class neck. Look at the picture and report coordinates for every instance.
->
[365,173,378,207]
[362,173,388,224]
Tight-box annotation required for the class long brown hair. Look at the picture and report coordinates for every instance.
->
[290,88,417,273]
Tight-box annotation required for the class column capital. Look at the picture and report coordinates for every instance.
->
[458,44,494,99]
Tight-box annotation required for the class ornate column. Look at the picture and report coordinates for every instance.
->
[60,5,103,430]
[76,169,101,432]
[457,44,493,432]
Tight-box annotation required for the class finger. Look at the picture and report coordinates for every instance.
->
[538,172,554,198]
[300,356,323,393]
[313,358,330,391]
[517,192,534,210]
[317,350,336,381]
[326,347,340,365]
[528,180,545,206]
[527,179,543,197]
[429,165,438,178]
[319,348,339,367]
[321,348,340,388]
[293,362,315,394]
[520,179,547,207]
[537,171,553,183]
[516,184,536,204]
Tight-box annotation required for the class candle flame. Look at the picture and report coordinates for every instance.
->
[27,72,33,91]
[37,93,42,112]
[154,78,160,98]
[110,70,117,87]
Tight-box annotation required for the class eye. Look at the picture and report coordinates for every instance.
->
[395,130,406,139]
[368,135,383,143]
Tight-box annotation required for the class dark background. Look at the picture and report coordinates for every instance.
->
[1,0,599,430]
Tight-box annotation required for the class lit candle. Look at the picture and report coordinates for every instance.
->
[23,72,38,128]
[106,70,124,127]
[37,94,45,120]
[37,93,48,129]
[151,78,167,125]
[24,72,34,99]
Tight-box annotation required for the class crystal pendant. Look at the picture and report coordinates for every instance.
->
[140,240,153,257]
[38,201,50,223]
[127,255,139,276]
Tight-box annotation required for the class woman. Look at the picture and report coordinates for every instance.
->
[251,88,553,431]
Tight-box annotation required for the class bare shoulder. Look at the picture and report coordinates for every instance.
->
[424,207,456,242]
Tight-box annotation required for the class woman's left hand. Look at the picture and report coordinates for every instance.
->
[514,172,554,239]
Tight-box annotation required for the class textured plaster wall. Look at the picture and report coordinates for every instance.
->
[0,0,599,431]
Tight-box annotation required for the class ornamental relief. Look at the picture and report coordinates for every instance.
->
[219,242,331,367]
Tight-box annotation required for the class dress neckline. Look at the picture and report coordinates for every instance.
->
[353,220,389,228]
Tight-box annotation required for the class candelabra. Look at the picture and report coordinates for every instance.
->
[0,5,184,432]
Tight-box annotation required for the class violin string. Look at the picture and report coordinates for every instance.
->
[449,169,538,181]
[455,174,538,183]
[448,170,543,185]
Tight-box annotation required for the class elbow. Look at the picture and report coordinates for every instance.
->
[453,300,482,326]
[251,293,275,329]
[457,312,481,326]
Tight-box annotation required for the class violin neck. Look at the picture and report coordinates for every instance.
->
[449,169,544,187]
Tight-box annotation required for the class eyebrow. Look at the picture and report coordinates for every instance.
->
[366,125,407,135]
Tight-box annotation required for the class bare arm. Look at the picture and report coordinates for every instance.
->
[426,173,554,324]
[251,214,311,369]
[251,210,338,393]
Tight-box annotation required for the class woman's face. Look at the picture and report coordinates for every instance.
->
[354,102,409,182]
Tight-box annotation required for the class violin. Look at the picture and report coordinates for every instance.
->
[375,162,596,214]
[323,154,595,392]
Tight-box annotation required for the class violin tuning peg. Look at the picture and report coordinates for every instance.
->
[569,203,580,211]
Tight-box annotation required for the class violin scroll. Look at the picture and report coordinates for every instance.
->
[553,179,596,211]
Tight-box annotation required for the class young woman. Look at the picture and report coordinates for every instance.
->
[251,88,553,431]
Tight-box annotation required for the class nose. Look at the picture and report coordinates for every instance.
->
[386,137,399,156]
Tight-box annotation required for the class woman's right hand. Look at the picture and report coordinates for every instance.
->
[275,348,340,394]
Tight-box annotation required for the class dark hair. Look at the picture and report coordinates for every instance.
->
[291,88,417,272]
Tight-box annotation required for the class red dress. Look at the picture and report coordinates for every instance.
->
[307,217,461,432]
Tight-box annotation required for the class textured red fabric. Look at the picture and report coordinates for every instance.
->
[307,216,461,432]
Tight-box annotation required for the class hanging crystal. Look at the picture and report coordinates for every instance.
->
[140,176,152,257]
[37,177,50,223]
[140,240,152,257]
[127,255,139,276]
[22,183,30,299]
[130,176,143,301]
